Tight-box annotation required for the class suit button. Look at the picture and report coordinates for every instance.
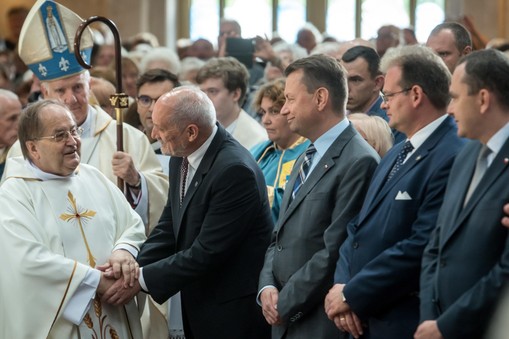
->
[440,259,446,267]
[353,242,359,249]
[277,245,283,251]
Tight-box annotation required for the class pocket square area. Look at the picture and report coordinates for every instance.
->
[395,191,412,200]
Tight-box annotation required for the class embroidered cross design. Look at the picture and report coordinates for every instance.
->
[60,191,97,267]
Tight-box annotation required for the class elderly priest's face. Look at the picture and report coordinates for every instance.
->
[27,103,81,176]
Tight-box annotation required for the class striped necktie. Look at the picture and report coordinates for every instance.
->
[292,144,316,200]
[180,157,189,206]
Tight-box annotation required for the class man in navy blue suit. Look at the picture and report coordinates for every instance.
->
[324,45,465,338]
[416,49,509,339]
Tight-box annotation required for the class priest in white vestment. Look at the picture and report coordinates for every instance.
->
[0,100,146,339]
[4,0,169,234]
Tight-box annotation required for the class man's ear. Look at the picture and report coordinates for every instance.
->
[186,124,199,142]
[231,88,242,104]
[462,45,473,56]
[410,85,425,108]
[374,75,385,92]
[315,87,329,112]
[25,140,40,161]
[478,88,491,115]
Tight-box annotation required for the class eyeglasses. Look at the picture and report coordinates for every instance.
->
[381,88,412,103]
[35,127,83,142]
[137,95,160,108]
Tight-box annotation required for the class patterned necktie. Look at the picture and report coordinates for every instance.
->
[386,140,414,182]
[292,144,317,200]
[464,145,491,205]
[180,157,189,206]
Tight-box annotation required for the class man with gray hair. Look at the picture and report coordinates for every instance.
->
[102,86,273,339]
[0,89,21,178]
[325,45,464,338]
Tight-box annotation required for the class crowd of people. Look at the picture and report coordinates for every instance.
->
[3,1,509,339]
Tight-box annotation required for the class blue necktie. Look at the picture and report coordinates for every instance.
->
[386,140,413,182]
[292,144,316,200]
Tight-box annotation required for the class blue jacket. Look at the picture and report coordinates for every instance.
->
[335,116,465,338]
[251,137,310,222]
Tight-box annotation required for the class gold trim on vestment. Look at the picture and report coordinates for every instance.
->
[49,260,78,336]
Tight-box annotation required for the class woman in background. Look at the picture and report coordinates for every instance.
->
[250,78,309,223]
[348,112,394,157]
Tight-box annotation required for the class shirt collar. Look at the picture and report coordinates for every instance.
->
[187,125,218,171]
[26,160,77,181]
[486,120,509,158]
[407,114,448,150]
[313,117,349,157]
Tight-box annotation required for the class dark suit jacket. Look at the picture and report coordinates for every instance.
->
[259,124,380,339]
[336,116,464,338]
[365,95,406,144]
[420,138,509,339]
[138,124,273,339]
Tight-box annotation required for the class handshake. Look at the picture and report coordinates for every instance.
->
[96,249,142,306]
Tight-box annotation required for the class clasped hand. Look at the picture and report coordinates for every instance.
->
[260,287,282,325]
[96,250,142,306]
[324,284,363,338]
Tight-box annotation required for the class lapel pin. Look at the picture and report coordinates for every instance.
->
[195,181,198,187]
[504,158,509,164]
[324,164,329,169]
[416,155,422,161]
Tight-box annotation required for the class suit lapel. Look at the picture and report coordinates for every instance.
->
[443,139,509,245]
[357,116,453,225]
[357,143,400,220]
[169,157,182,237]
[443,142,479,237]
[174,124,226,239]
[278,154,303,217]
[276,125,356,230]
